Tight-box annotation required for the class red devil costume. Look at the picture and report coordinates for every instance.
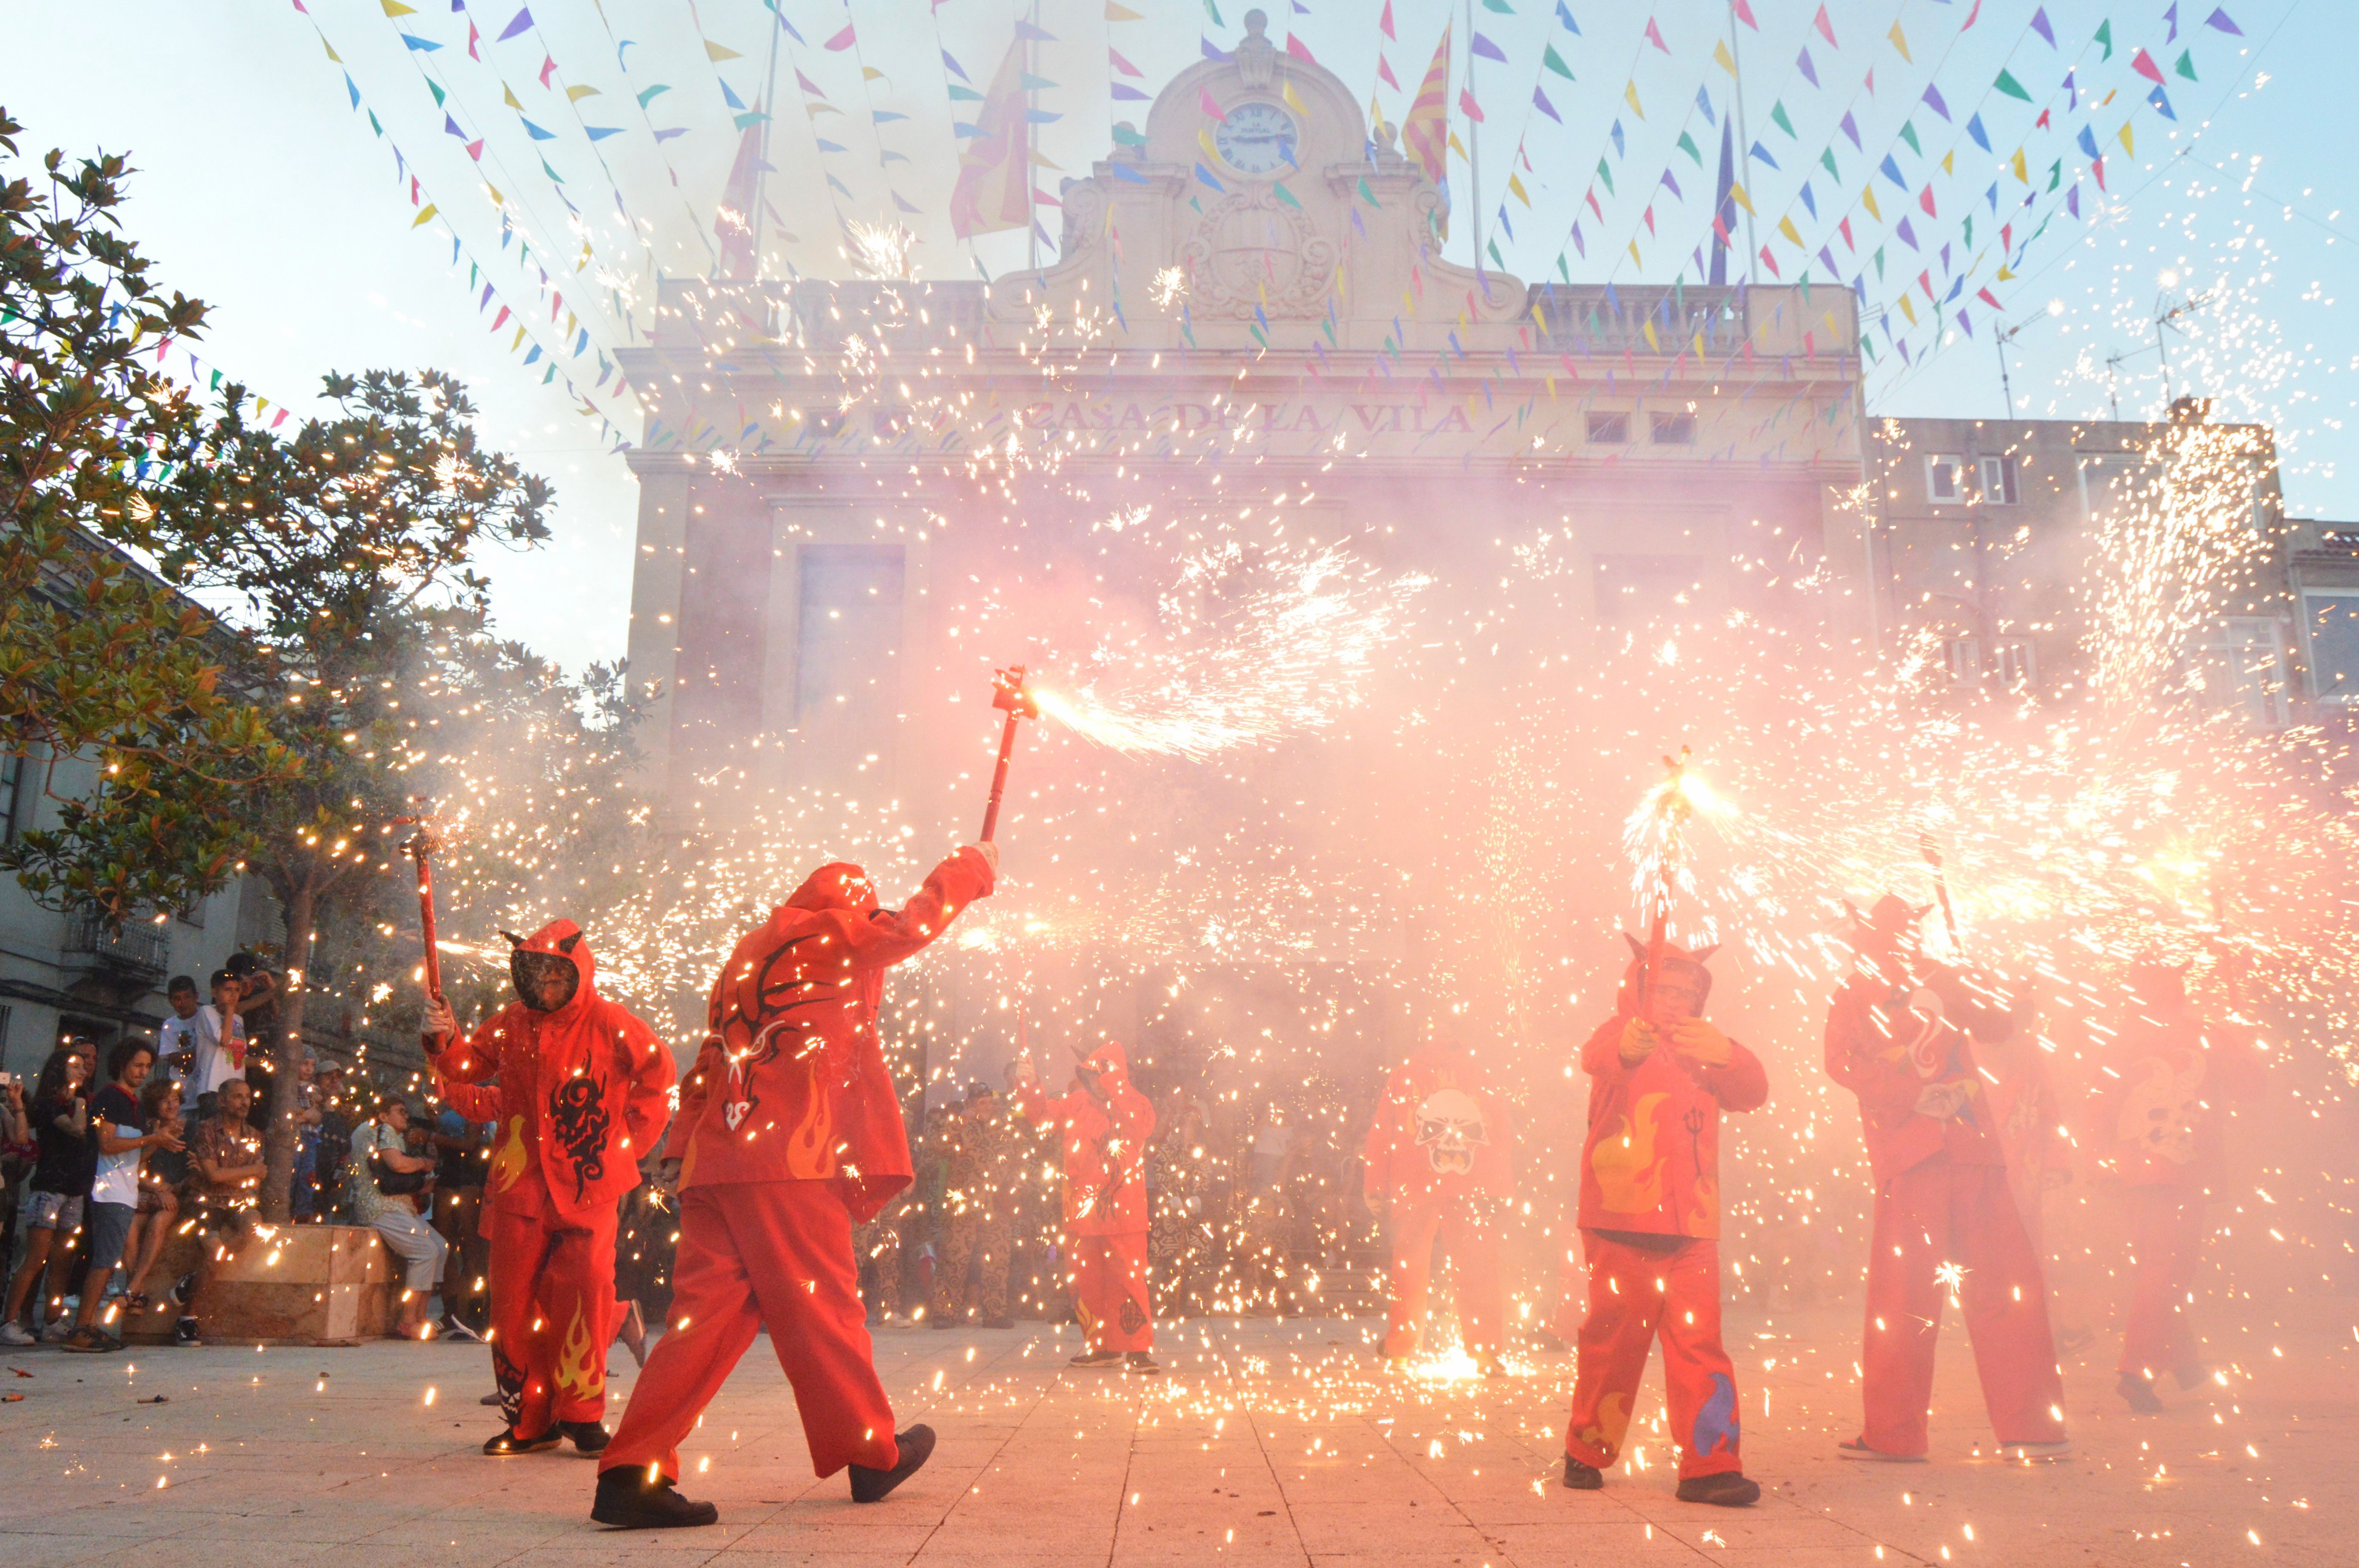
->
[596,849,993,1522]
[429,920,676,1454]
[1826,895,2067,1460]
[2093,959,2261,1411]
[1562,938,1766,1504]
[1011,1042,1158,1368]
[1363,1033,1512,1369]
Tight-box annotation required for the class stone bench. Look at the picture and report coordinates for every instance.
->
[120,1221,406,1346]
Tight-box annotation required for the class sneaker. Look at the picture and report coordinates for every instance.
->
[1837,1439,1925,1462]
[0,1322,34,1347]
[928,1315,957,1331]
[1675,1472,1762,1506]
[1562,1456,1604,1490]
[1067,1349,1122,1369]
[1124,1352,1162,1377]
[560,1420,611,1457]
[59,1325,118,1354]
[174,1318,201,1347]
[38,1318,74,1344]
[483,1426,561,1456]
[849,1424,936,1503]
[167,1273,196,1308]
[1997,1440,2075,1462]
[479,1392,504,1406]
[2117,1372,2166,1414]
[591,1467,718,1529]
[438,1315,483,1344]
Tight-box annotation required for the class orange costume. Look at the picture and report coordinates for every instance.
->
[1826,897,2064,1457]
[1363,1041,1513,1362]
[1012,1042,1157,1354]
[2090,967,2261,1391]
[1562,946,1767,1483]
[600,850,992,1484]
[430,920,676,1439]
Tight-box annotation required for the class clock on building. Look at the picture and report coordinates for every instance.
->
[1215,101,1298,176]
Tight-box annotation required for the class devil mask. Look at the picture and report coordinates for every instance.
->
[1619,932,1718,1014]
[505,925,584,1013]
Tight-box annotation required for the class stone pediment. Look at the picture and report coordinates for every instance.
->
[994,8,1523,340]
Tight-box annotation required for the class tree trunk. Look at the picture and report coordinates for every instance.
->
[258,879,315,1223]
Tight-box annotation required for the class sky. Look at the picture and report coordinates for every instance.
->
[4,0,2350,675]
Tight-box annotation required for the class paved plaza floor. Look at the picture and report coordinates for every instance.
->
[0,1297,2348,1567]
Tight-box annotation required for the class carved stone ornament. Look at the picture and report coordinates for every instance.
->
[1235,9,1278,89]
[1179,187,1338,318]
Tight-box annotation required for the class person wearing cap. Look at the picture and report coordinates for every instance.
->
[1825,895,2069,1463]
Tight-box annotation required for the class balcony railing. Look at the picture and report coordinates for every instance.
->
[65,910,171,978]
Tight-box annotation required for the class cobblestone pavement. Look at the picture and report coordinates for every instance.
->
[0,1297,2348,1566]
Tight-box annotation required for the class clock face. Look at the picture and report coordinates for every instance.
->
[1215,101,1298,176]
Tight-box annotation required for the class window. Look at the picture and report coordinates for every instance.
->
[1943,637,1982,685]
[1977,455,2020,505]
[2304,593,2359,704]
[1926,455,1966,503]
[1649,411,1696,445]
[0,753,22,843]
[1992,637,2038,690]
[2320,528,2359,552]
[2199,617,2289,727]
[1585,412,1628,444]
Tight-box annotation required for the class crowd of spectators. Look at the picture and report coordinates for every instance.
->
[0,958,496,1352]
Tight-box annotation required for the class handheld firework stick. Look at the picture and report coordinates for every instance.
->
[1917,828,1962,955]
[979,664,1040,843]
[1637,747,1697,1019]
[394,815,445,1008]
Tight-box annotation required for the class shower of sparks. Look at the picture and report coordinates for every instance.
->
[845,221,919,281]
[1027,543,1428,760]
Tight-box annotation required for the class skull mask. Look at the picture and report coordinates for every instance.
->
[1413,1086,1489,1176]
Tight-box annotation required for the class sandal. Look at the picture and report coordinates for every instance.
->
[123,1293,150,1314]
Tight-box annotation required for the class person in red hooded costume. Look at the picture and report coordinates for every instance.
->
[1561,936,1766,1506]
[1363,1022,1512,1375]
[2091,955,2261,1413]
[1010,1040,1159,1374]
[1825,895,2070,1462]
[424,920,676,1460]
[591,846,995,1530]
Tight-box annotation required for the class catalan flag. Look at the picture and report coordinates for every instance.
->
[1400,26,1451,186]
[950,34,1031,238]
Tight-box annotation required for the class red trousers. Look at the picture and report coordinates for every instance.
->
[2118,1184,2206,1378]
[1861,1159,2065,1455]
[1382,1194,1503,1358]
[1564,1232,1743,1479]
[601,1182,898,1481]
[1069,1231,1153,1352]
[484,1199,619,1434]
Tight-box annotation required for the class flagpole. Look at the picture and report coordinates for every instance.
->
[750,3,786,275]
[1026,0,1041,271]
[1726,4,1758,285]
[1463,0,1481,271]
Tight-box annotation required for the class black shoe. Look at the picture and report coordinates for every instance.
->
[174,1317,201,1347]
[928,1314,957,1330]
[168,1272,197,1309]
[592,1467,718,1529]
[2118,1371,2167,1414]
[1125,1352,1162,1376]
[483,1426,561,1456]
[1676,1472,1762,1507]
[1068,1349,1122,1369]
[850,1424,935,1503]
[1562,1456,1604,1490]
[979,1315,1014,1330]
[560,1420,611,1456]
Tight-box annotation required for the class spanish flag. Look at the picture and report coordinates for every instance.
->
[951,34,1031,238]
[1400,27,1451,188]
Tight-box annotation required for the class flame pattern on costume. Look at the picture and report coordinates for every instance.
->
[553,1302,603,1403]
[489,1115,530,1196]
[1588,1091,1671,1218]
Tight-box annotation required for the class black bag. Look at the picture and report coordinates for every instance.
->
[369,1152,428,1196]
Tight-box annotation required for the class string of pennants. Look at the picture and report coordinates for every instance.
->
[313,1,2247,446]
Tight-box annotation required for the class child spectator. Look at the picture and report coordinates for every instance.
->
[188,971,252,1113]
[120,1076,187,1316]
[62,1040,180,1352]
[0,1045,94,1344]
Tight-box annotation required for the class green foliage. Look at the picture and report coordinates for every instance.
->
[0,107,294,921]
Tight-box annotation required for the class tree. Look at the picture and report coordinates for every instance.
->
[160,368,553,1218]
[0,108,292,921]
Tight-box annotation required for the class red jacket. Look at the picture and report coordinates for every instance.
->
[1575,1015,1767,1240]
[2091,1006,2261,1190]
[1363,1047,1514,1208]
[1011,1042,1155,1236]
[666,849,992,1222]
[1825,962,2016,1187]
[431,919,676,1223]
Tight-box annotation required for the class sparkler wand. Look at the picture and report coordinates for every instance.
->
[1635,748,1697,1018]
[394,814,445,1006]
[979,665,1039,843]
[1918,828,1962,956]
